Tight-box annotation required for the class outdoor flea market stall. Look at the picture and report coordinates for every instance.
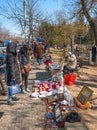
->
[30,54,95,129]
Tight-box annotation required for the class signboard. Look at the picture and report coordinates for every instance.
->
[77,86,93,105]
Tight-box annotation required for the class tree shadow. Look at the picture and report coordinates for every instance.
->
[0,99,8,105]
[0,112,4,118]
[75,73,97,88]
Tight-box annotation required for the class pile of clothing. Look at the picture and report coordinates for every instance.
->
[30,75,64,98]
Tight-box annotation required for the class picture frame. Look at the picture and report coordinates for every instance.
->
[77,86,94,105]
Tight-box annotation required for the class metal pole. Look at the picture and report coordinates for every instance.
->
[71,35,74,53]
[23,0,26,44]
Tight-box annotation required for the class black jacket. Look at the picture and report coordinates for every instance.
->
[6,42,21,86]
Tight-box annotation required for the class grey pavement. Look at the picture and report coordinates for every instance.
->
[0,59,88,130]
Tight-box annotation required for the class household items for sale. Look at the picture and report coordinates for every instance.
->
[43,54,53,65]
[64,73,77,86]
[46,112,55,119]
[77,86,93,105]
[30,75,65,98]
[45,119,56,128]
[74,97,92,109]
[54,104,63,122]
[45,98,66,128]
[66,111,81,123]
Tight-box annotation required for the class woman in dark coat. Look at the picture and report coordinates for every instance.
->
[91,44,97,64]
[19,45,31,94]
[6,42,22,105]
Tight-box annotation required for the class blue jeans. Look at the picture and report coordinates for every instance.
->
[37,58,42,65]
[7,87,16,102]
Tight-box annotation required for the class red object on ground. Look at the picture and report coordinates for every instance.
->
[52,84,56,89]
[44,61,53,65]
[64,73,76,86]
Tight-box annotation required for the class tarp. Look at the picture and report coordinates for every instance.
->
[36,37,45,44]
[36,37,41,42]
[3,40,10,46]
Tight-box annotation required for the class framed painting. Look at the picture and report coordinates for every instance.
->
[77,86,94,105]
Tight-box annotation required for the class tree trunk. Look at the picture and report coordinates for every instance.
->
[81,0,97,45]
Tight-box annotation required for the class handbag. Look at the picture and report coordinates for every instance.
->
[21,67,26,74]
[8,84,21,96]
[23,62,32,73]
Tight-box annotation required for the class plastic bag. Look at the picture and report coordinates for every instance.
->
[8,84,21,96]
[64,73,76,86]
[66,111,81,123]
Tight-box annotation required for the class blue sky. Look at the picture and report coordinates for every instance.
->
[0,0,64,35]
[40,0,63,15]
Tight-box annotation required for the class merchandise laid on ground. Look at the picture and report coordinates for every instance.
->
[30,54,96,129]
[30,77,81,129]
[30,57,96,129]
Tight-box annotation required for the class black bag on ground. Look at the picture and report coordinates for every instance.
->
[66,111,81,123]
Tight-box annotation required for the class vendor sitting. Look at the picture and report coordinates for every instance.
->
[63,52,77,75]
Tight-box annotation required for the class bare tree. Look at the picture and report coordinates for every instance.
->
[63,0,97,45]
[0,0,44,43]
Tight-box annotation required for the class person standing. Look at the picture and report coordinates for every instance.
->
[6,42,22,105]
[62,45,69,60]
[19,45,31,94]
[91,44,97,65]
[36,42,44,65]
[33,40,37,58]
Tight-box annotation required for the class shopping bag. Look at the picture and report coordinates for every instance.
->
[64,73,76,86]
[8,84,21,96]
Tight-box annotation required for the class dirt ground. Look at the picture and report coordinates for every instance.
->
[73,63,97,130]
[51,50,97,130]
[0,49,97,130]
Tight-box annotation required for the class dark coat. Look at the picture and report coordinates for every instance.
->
[19,52,29,67]
[18,50,29,75]
[92,45,97,62]
[6,42,21,86]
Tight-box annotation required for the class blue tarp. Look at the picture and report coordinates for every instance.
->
[3,40,10,46]
[36,37,45,44]
[36,37,41,42]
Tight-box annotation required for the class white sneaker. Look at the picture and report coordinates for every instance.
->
[26,88,30,92]
[22,90,27,94]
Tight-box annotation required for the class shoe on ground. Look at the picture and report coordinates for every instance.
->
[12,96,19,101]
[7,100,15,105]
[21,89,27,94]
[25,88,30,92]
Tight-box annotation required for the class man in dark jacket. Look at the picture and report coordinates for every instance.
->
[91,44,97,65]
[6,42,22,105]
